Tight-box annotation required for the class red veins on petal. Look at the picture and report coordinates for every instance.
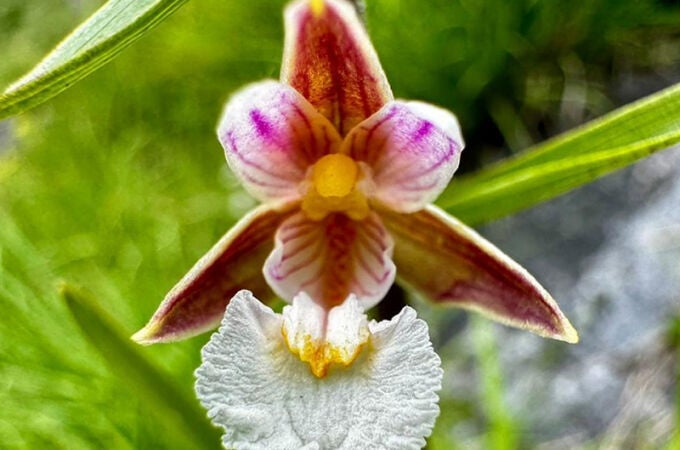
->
[282,0,393,135]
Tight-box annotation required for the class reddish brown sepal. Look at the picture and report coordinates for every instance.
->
[282,0,393,135]
[382,205,578,343]
[133,204,294,344]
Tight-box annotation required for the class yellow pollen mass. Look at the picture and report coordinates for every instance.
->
[310,0,325,17]
[312,154,358,198]
[282,328,365,378]
[302,154,370,221]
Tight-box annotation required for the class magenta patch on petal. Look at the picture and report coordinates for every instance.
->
[249,109,276,141]
[344,101,464,212]
[414,121,434,142]
[217,81,342,203]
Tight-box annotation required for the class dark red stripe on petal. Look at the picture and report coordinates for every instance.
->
[282,0,393,135]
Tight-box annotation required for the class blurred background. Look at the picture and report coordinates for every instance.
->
[1,0,679,448]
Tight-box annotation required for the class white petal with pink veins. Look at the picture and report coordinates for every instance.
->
[344,100,464,212]
[263,211,396,309]
[217,80,342,203]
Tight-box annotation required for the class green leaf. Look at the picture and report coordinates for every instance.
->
[437,83,680,225]
[61,283,221,450]
[0,0,188,119]
[470,317,519,450]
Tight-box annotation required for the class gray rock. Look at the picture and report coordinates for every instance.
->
[432,144,680,445]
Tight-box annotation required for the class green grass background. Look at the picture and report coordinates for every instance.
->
[1,0,679,448]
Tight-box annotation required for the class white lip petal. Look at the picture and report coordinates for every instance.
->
[195,290,443,450]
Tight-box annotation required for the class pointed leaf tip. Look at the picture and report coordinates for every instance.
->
[130,323,161,345]
[558,319,579,344]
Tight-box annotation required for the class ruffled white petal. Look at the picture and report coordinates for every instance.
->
[217,80,342,203]
[344,100,464,212]
[195,290,442,450]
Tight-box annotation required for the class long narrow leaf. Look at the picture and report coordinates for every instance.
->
[0,0,187,119]
[61,283,220,450]
[438,83,680,225]
[471,317,519,450]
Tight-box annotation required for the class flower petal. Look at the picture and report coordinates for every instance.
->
[132,204,293,344]
[217,80,342,203]
[382,205,579,343]
[344,101,464,212]
[282,0,393,135]
[263,211,396,310]
[282,292,369,378]
[195,290,442,450]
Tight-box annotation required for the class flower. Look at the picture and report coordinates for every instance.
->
[132,0,577,347]
[195,290,442,450]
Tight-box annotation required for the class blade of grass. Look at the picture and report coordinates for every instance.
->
[442,135,678,225]
[0,0,187,119]
[667,317,680,450]
[471,316,519,450]
[61,283,221,450]
[426,398,466,450]
[438,83,680,225]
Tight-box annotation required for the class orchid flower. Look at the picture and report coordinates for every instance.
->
[132,0,577,447]
[132,0,577,348]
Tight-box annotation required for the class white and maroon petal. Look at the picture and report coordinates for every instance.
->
[382,205,578,343]
[195,290,442,450]
[282,0,393,135]
[217,80,342,203]
[132,204,294,344]
[263,211,395,309]
[344,100,464,213]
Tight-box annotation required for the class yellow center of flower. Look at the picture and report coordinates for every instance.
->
[313,153,357,197]
[302,154,370,221]
[310,0,325,16]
